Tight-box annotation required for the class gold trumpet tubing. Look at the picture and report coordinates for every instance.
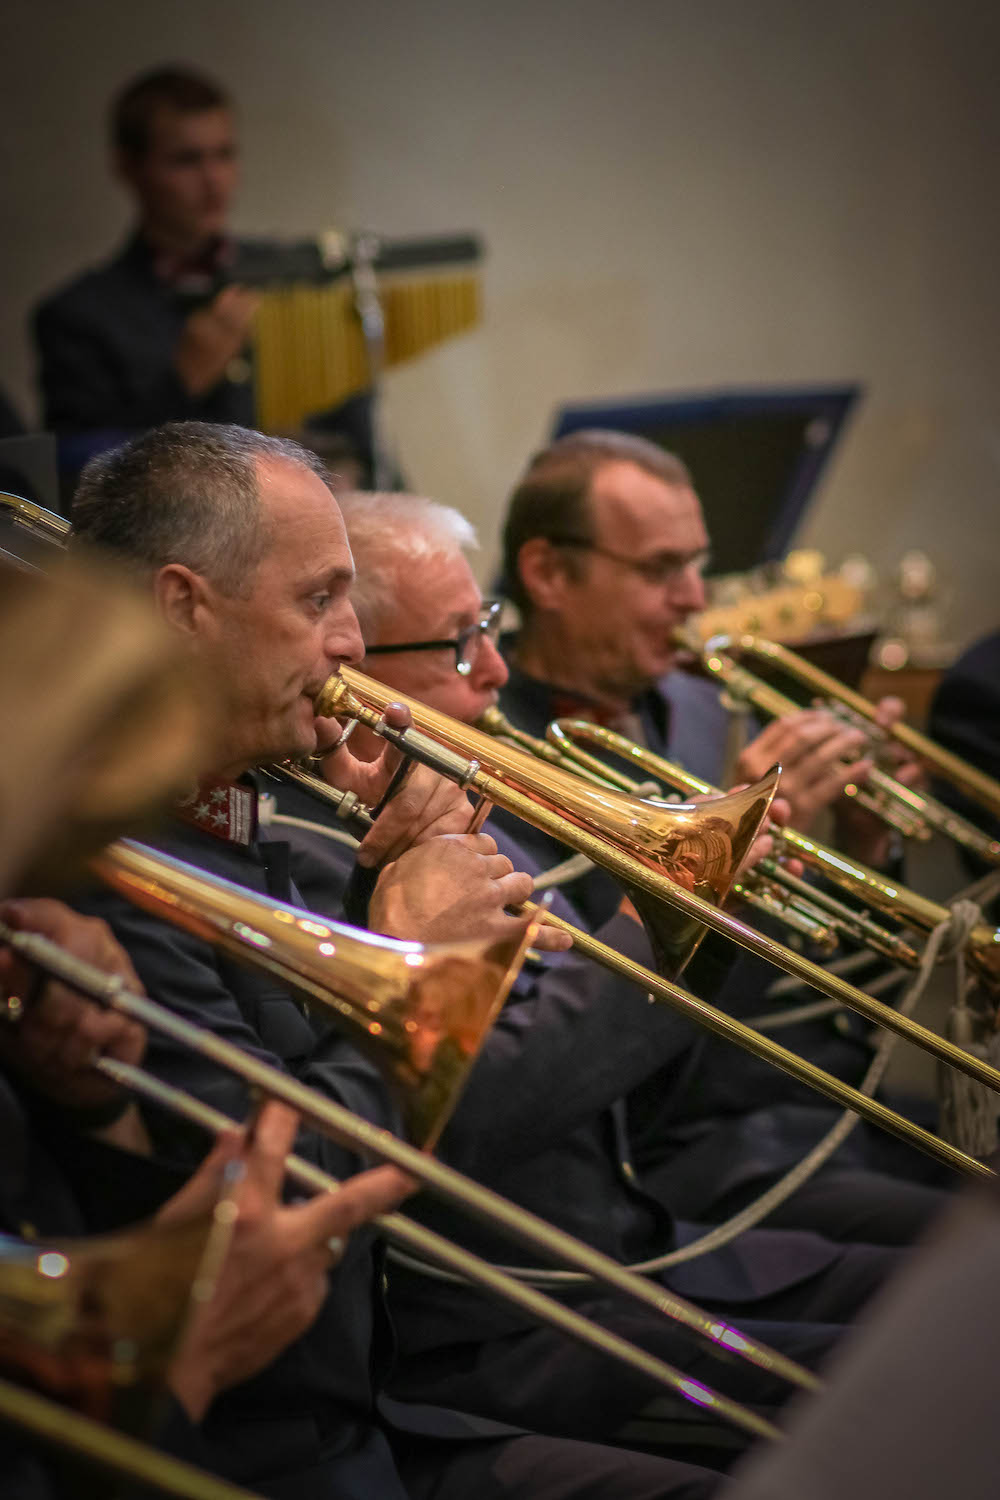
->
[733,632,1000,822]
[703,637,1000,860]
[89,840,533,1151]
[549,718,1000,985]
[0,922,815,1412]
[524,903,991,1181]
[0,1376,258,1500]
[321,667,1000,1101]
[96,1058,782,1441]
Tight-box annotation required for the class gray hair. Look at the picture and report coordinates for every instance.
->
[71,421,330,596]
[336,491,478,640]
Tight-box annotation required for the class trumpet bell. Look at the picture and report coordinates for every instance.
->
[90,840,538,1148]
[318,666,779,978]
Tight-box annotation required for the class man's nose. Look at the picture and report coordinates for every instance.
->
[472,636,509,692]
[670,563,707,615]
[325,604,365,669]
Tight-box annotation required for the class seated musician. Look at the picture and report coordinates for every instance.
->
[32,67,375,492]
[263,487,925,1459]
[66,420,729,1499]
[0,896,411,1496]
[494,429,951,1232]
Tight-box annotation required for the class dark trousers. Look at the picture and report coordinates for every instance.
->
[712,1168,946,1246]
[394,1431,724,1499]
[390,1244,899,1457]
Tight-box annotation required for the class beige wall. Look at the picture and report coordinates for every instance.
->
[3,0,999,645]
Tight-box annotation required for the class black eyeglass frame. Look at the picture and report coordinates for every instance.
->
[365,599,504,677]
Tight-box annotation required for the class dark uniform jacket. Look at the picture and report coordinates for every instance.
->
[34,235,257,438]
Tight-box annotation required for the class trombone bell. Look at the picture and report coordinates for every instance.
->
[90,840,537,1149]
[0,1210,232,1433]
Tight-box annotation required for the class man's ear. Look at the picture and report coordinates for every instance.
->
[154,564,214,639]
[516,538,573,614]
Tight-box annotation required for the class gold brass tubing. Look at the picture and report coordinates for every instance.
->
[521,905,990,1181]
[0,1376,258,1500]
[257,766,967,1172]
[96,1058,784,1440]
[321,667,1000,1101]
[546,717,1000,990]
[0,921,815,1405]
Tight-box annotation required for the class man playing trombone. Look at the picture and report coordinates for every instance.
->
[64,420,739,1498]
[494,429,950,1235]
[262,487,925,1460]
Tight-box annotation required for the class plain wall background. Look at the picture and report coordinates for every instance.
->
[2,0,998,645]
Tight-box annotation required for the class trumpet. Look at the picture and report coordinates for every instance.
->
[485,707,1000,990]
[316,665,1000,1107]
[697,631,1000,865]
[0,901,810,1441]
[261,760,990,1181]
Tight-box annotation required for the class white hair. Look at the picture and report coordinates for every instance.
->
[337,491,478,641]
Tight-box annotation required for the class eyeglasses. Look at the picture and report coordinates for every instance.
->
[365,599,504,677]
[550,537,711,588]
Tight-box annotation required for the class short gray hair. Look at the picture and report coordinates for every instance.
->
[72,421,330,596]
[336,491,477,640]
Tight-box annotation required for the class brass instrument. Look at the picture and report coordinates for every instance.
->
[0,541,214,898]
[698,631,1000,864]
[501,709,1000,989]
[261,760,990,1180]
[477,709,840,955]
[0,913,812,1441]
[0,1187,258,1499]
[316,665,1000,1106]
[0,1212,232,1428]
[91,839,534,1152]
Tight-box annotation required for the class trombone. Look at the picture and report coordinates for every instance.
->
[0,1158,259,1500]
[697,631,1000,865]
[483,706,1000,988]
[261,760,991,1181]
[0,893,810,1442]
[315,665,1000,1110]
